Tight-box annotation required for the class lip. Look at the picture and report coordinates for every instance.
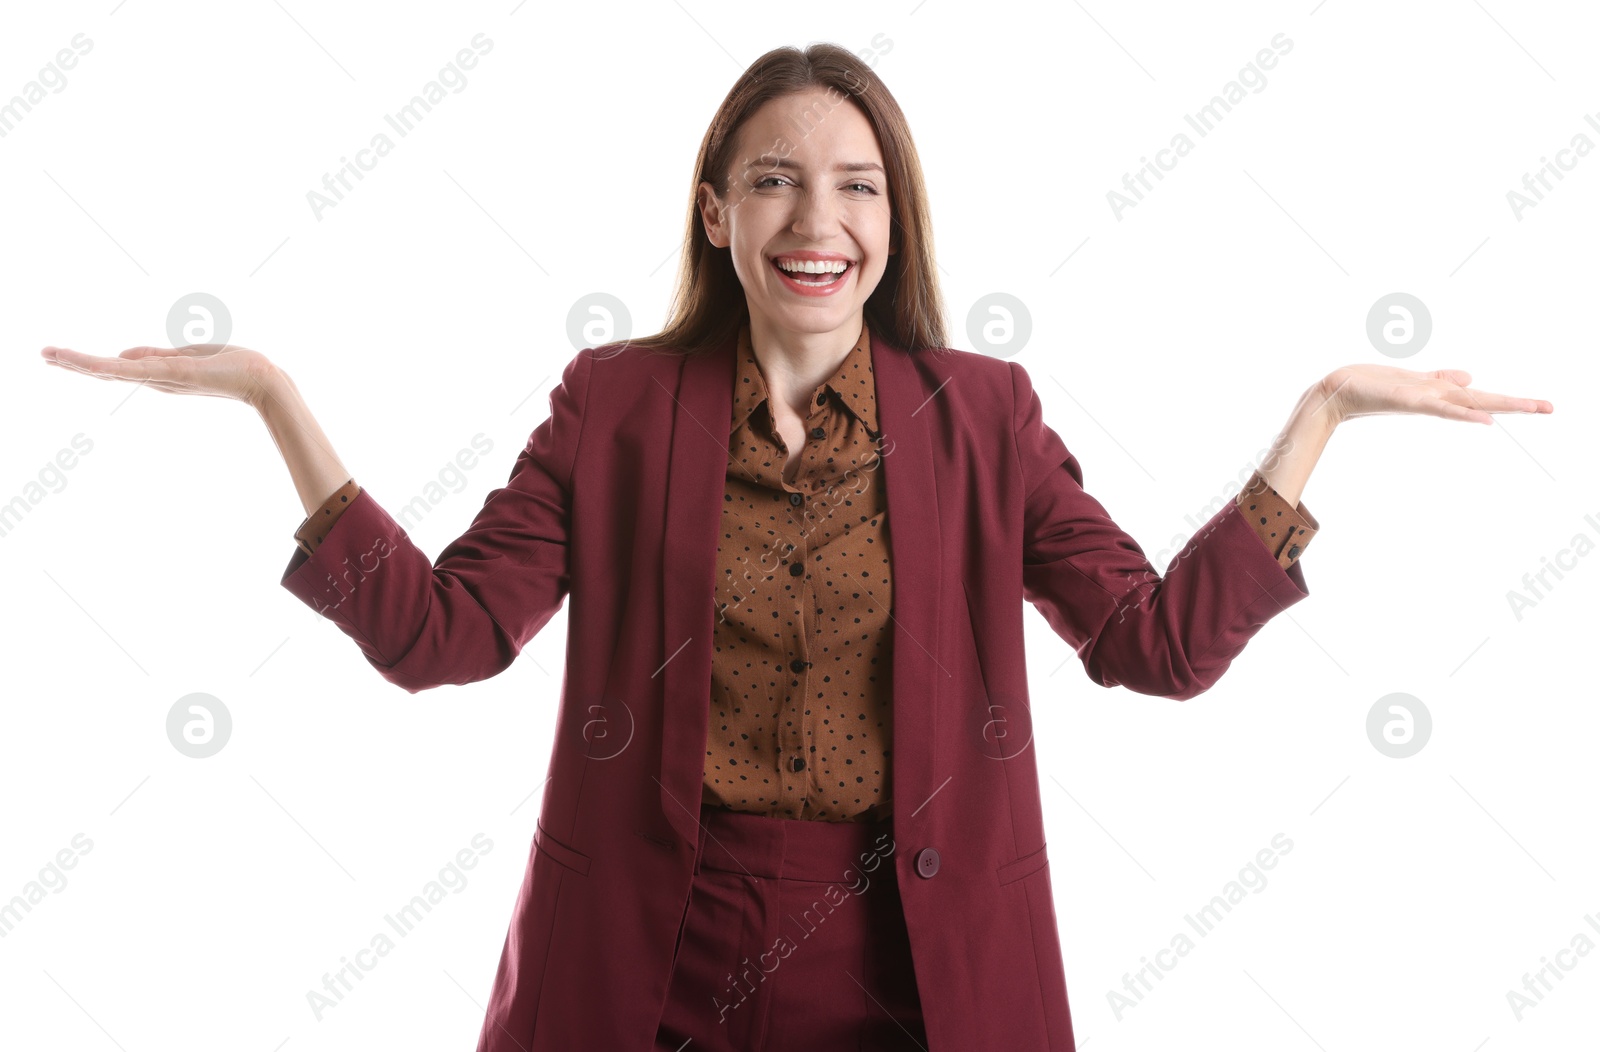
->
[769,250,856,263]
[768,252,856,297]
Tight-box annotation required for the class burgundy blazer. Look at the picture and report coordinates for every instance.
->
[280,324,1310,1050]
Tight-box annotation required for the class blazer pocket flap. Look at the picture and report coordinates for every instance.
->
[996,842,1048,886]
[535,818,593,876]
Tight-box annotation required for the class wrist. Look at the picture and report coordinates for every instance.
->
[1308,374,1346,432]
[248,363,295,417]
[1253,384,1338,508]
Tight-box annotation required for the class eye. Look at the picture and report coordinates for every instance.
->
[847,182,879,195]
[754,175,790,189]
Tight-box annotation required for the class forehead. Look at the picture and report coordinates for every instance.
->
[733,87,883,167]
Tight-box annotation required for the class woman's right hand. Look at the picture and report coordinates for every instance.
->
[40,343,282,411]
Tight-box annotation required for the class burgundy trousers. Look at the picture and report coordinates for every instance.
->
[654,803,929,1051]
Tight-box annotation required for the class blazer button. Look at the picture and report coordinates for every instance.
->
[915,847,940,878]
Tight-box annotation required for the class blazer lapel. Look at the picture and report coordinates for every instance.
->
[659,335,735,845]
[869,326,942,826]
[657,324,943,845]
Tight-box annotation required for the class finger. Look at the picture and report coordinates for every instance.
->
[1429,396,1493,425]
[41,351,111,376]
[1428,369,1472,387]
[119,346,189,359]
[43,348,163,381]
[104,378,180,393]
[45,346,122,367]
[47,359,142,382]
[1447,386,1553,415]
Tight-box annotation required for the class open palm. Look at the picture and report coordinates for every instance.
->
[1318,364,1553,426]
[40,343,278,410]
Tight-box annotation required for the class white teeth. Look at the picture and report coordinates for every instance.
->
[775,258,850,274]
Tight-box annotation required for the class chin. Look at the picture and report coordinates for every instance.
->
[771,305,858,329]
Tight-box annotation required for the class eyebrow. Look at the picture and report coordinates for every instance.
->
[752,156,885,175]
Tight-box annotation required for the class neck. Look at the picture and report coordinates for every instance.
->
[745,311,865,421]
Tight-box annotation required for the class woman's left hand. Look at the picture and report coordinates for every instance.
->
[1317,365,1554,426]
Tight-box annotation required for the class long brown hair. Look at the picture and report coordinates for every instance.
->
[628,43,947,357]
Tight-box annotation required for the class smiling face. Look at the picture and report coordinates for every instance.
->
[697,87,895,343]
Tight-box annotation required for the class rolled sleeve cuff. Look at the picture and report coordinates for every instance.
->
[1235,470,1319,571]
[293,478,362,556]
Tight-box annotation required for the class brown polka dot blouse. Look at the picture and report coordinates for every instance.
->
[699,318,895,823]
[292,320,1319,824]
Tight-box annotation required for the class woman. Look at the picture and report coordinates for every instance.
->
[41,42,1550,1052]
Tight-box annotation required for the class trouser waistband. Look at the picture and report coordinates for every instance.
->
[695,803,896,881]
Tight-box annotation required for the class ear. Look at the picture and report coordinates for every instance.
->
[698,181,729,248]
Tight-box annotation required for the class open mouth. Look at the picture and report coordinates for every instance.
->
[769,257,855,290]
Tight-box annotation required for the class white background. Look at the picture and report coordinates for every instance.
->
[1,1,1593,1049]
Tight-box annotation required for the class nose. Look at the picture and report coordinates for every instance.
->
[789,185,842,243]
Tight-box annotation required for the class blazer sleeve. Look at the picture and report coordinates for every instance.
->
[279,348,592,693]
[1010,361,1310,700]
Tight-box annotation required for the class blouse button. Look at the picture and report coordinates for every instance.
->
[810,427,826,440]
